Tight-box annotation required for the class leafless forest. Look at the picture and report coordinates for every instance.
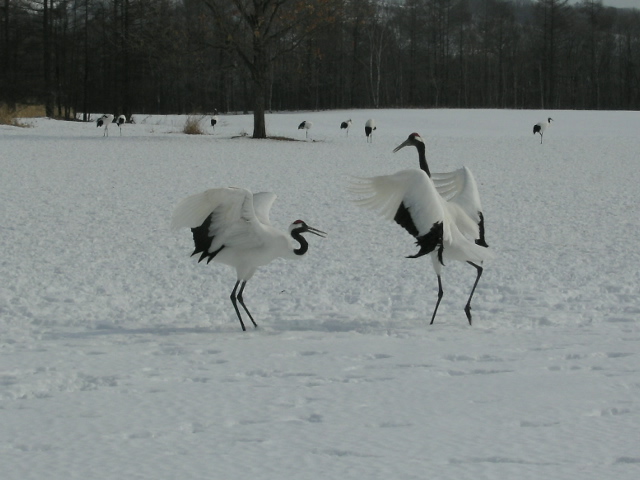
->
[2,0,639,121]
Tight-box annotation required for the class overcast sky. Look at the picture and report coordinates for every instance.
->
[570,0,639,8]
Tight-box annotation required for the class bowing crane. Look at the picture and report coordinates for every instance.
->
[96,114,114,137]
[171,187,326,331]
[116,115,126,136]
[365,118,376,143]
[340,119,352,136]
[533,117,553,144]
[349,133,493,325]
[298,120,313,138]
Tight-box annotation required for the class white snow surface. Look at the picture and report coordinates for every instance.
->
[1,109,640,479]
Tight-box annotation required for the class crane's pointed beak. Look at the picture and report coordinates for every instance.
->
[306,225,327,238]
[393,139,411,153]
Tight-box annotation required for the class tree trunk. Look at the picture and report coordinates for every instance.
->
[122,0,131,117]
[43,0,54,117]
[1,0,14,108]
[252,77,267,138]
[250,37,269,138]
[82,0,89,121]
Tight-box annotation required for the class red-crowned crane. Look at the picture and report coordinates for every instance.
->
[171,187,326,331]
[298,120,312,139]
[340,119,352,136]
[365,118,376,143]
[211,109,219,131]
[116,115,126,136]
[349,133,493,325]
[533,117,553,144]
[96,114,114,137]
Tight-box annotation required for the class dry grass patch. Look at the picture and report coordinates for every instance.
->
[230,133,299,141]
[269,135,298,141]
[0,104,44,127]
[15,104,46,118]
[183,115,205,135]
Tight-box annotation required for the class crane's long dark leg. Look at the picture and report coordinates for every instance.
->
[230,281,246,331]
[429,275,444,325]
[236,281,258,328]
[464,262,484,326]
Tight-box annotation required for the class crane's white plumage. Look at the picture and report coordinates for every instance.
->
[251,192,277,226]
[171,188,239,231]
[96,114,114,136]
[351,170,445,236]
[116,115,126,135]
[432,167,483,224]
[298,120,312,138]
[340,119,352,136]
[172,187,325,331]
[365,118,376,143]
[350,132,493,325]
[350,170,491,268]
[533,117,553,143]
[171,188,275,263]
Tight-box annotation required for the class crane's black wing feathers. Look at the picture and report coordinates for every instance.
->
[407,222,444,263]
[394,202,419,237]
[394,202,444,263]
[191,213,224,263]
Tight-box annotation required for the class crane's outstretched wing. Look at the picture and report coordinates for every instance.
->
[432,167,482,218]
[171,187,267,263]
[349,169,448,259]
[252,192,277,226]
[432,166,487,246]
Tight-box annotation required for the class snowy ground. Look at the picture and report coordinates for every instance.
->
[1,109,639,479]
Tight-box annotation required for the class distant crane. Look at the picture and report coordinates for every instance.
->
[533,117,553,144]
[96,114,114,137]
[365,118,376,143]
[171,187,326,331]
[211,109,219,131]
[298,120,313,138]
[349,133,493,325]
[116,115,126,136]
[340,119,352,136]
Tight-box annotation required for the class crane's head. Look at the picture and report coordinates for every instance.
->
[393,133,425,153]
[290,220,326,238]
[548,117,553,123]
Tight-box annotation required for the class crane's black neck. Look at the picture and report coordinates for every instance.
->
[416,142,431,177]
[291,228,309,256]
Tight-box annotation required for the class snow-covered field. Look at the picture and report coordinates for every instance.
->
[1,108,639,479]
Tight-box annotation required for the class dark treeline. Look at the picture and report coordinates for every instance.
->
[2,0,639,120]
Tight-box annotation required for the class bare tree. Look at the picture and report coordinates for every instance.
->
[365,4,392,108]
[202,0,342,138]
[534,0,570,108]
[42,0,54,116]
[0,0,14,107]
[3,0,640,116]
